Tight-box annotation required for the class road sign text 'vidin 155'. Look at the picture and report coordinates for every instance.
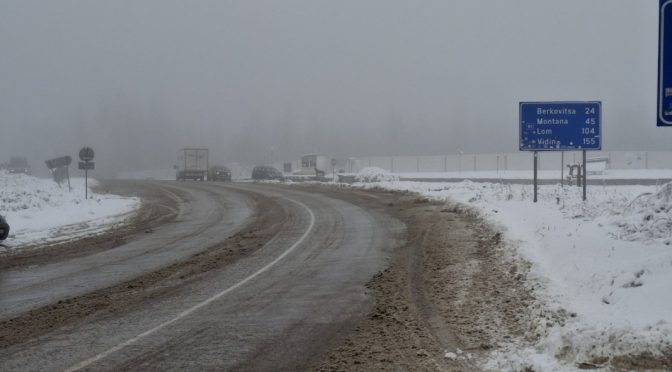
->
[659,0,672,126]
[519,102,602,151]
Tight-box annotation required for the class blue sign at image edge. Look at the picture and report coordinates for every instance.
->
[659,0,672,126]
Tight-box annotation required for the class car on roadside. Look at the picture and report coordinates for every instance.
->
[251,166,284,181]
[0,215,9,240]
[7,157,31,175]
[209,166,232,182]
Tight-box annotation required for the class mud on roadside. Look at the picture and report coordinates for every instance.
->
[295,185,538,372]
[301,184,672,372]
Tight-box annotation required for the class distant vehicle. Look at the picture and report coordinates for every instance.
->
[252,166,284,181]
[209,166,232,182]
[7,157,31,175]
[300,154,328,176]
[0,215,9,241]
[176,148,209,181]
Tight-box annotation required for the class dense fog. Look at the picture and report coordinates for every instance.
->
[0,0,665,177]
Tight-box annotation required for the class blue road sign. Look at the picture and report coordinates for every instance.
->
[660,0,672,126]
[519,102,602,151]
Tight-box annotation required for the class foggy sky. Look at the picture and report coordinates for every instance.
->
[0,0,665,176]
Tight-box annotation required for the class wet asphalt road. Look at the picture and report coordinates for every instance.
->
[0,181,255,320]
[1,182,403,371]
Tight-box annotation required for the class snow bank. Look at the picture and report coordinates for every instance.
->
[0,171,139,248]
[614,183,672,242]
[354,178,672,370]
[355,167,399,183]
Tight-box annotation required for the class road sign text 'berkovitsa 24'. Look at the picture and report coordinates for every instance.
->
[519,102,602,151]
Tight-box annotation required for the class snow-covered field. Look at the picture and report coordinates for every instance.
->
[354,167,672,371]
[0,171,139,249]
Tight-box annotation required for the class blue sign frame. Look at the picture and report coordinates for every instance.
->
[660,0,672,126]
[519,101,602,151]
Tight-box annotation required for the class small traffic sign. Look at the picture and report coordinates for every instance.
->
[79,147,95,161]
[78,162,95,170]
[519,101,602,151]
[45,156,72,170]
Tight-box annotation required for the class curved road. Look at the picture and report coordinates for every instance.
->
[0,181,255,320]
[0,182,404,371]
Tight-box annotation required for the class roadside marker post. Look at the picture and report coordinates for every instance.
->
[519,101,601,202]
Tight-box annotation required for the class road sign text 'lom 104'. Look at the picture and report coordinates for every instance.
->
[519,101,602,151]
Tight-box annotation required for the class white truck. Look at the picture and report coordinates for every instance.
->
[300,154,329,176]
[176,148,209,181]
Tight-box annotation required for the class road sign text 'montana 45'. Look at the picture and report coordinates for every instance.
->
[519,101,602,151]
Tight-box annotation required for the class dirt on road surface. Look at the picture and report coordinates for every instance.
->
[299,185,537,372]
[0,184,283,349]
[1,181,540,371]
[0,180,180,271]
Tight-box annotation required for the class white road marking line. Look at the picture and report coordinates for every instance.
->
[65,198,316,372]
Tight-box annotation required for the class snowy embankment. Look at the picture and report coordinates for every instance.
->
[0,171,139,249]
[354,167,672,371]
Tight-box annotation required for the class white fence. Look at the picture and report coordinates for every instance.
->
[351,151,672,174]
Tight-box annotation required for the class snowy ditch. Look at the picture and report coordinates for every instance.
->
[352,167,672,371]
[0,171,139,249]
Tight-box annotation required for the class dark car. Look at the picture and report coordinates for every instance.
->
[7,157,31,175]
[0,215,9,241]
[209,166,232,182]
[251,166,283,181]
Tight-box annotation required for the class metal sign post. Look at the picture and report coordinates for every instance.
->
[520,101,602,202]
[583,150,587,201]
[533,151,538,203]
[560,152,564,187]
[78,147,95,200]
